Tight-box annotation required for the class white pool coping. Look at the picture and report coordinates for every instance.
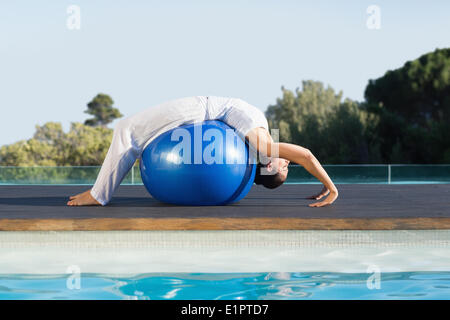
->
[0,230,449,274]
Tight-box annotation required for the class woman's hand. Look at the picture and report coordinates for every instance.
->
[307,186,338,207]
[307,186,330,200]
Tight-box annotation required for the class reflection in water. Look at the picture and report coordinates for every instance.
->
[108,271,450,300]
[0,272,450,299]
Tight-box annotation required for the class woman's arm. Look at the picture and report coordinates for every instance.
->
[246,127,338,207]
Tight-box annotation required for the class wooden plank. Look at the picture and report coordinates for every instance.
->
[1,217,450,231]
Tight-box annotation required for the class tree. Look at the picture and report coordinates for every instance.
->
[266,81,343,143]
[321,99,369,164]
[364,48,450,163]
[0,122,113,166]
[265,81,370,163]
[365,48,450,125]
[0,93,123,167]
[84,93,123,127]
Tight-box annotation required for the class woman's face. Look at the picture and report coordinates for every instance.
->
[269,158,290,180]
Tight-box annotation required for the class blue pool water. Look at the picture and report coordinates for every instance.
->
[1,272,450,300]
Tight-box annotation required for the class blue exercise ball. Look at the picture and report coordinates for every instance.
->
[140,120,256,205]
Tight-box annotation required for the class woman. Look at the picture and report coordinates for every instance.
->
[67,96,338,207]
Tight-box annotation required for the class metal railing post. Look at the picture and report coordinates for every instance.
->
[388,164,391,184]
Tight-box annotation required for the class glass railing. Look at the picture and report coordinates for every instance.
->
[0,166,140,185]
[288,164,450,184]
[0,165,449,185]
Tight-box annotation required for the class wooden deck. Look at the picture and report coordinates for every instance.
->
[0,184,448,231]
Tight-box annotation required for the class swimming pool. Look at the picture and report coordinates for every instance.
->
[2,271,450,300]
[1,230,449,299]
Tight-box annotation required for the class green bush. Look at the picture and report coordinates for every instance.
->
[0,122,113,166]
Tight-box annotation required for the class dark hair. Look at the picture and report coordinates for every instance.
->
[253,162,286,189]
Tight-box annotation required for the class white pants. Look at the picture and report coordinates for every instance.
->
[90,96,269,205]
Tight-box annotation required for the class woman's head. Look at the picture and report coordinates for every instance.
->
[253,158,290,189]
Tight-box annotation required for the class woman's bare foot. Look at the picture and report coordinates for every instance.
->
[67,189,101,206]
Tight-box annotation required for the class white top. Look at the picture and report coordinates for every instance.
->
[126,96,269,150]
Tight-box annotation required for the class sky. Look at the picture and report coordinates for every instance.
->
[0,0,449,147]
